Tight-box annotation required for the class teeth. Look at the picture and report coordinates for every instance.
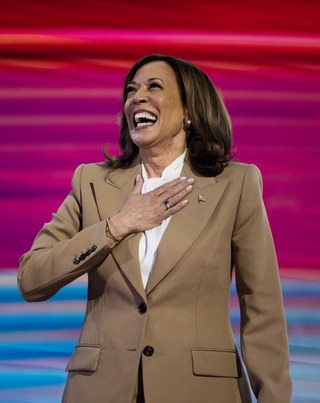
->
[134,112,157,122]
[137,122,154,127]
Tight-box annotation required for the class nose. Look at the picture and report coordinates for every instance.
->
[133,87,148,104]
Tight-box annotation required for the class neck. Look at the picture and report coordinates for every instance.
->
[140,144,186,178]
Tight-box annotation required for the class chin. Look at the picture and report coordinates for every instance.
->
[130,128,156,147]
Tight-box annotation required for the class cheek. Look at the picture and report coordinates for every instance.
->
[164,96,184,120]
[164,107,184,128]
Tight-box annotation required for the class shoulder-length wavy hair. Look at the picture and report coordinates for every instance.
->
[103,54,234,177]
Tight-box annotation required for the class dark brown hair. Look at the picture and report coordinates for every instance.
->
[103,54,234,177]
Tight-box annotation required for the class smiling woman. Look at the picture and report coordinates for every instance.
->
[18,55,292,403]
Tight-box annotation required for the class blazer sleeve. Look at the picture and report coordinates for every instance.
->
[232,164,292,403]
[18,164,113,302]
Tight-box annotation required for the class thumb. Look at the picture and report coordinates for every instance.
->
[132,174,144,194]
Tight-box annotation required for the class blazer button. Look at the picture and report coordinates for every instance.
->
[80,254,86,261]
[85,250,91,256]
[143,346,154,357]
[138,302,147,314]
[91,245,97,252]
[73,257,80,265]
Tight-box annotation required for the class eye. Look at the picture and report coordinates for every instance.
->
[126,86,136,94]
[149,82,162,89]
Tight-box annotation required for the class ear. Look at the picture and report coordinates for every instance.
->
[183,109,191,131]
[184,108,189,122]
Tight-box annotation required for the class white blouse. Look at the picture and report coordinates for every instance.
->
[139,150,187,289]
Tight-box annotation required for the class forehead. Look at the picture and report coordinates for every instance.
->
[131,61,177,85]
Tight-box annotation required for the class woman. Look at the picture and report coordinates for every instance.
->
[18,55,292,403]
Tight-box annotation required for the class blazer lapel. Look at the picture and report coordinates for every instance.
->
[90,162,146,299]
[145,162,228,295]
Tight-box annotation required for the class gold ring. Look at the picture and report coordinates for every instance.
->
[163,200,170,209]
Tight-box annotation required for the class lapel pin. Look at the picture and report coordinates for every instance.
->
[198,195,206,203]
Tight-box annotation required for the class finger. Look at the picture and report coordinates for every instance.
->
[163,199,189,219]
[154,177,189,197]
[165,183,194,207]
[161,180,193,205]
[132,174,144,195]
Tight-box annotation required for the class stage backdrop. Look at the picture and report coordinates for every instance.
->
[0,0,319,270]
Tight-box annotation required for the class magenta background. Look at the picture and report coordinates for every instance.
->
[0,1,320,270]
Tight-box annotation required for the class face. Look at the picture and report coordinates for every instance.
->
[124,61,187,152]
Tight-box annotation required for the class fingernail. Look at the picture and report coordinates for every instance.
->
[186,185,192,191]
[136,174,140,181]
[180,176,187,180]
[187,178,194,183]
[182,199,188,204]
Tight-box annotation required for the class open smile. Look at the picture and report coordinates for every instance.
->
[133,111,157,129]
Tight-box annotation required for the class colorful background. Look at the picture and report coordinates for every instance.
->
[0,1,319,402]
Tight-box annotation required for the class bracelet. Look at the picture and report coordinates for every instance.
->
[105,218,120,243]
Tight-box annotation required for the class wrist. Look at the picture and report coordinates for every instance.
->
[108,215,128,241]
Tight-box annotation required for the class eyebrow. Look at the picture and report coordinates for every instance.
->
[129,78,164,85]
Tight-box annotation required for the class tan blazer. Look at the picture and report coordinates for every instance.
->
[18,160,292,403]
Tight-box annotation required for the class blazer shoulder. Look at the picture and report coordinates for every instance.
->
[217,161,261,181]
[71,162,110,185]
[69,163,108,202]
[81,162,109,179]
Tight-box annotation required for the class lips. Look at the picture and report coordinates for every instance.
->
[133,111,157,128]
